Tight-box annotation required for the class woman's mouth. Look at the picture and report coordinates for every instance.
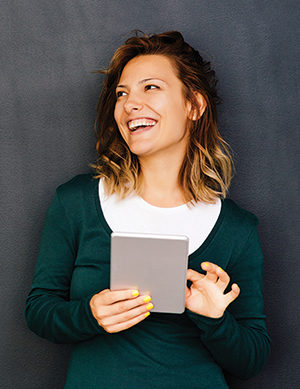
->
[127,118,157,133]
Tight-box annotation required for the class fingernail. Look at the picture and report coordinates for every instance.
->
[204,262,209,267]
[132,290,139,297]
[144,312,150,318]
[147,303,154,310]
[219,267,224,272]
[143,295,151,303]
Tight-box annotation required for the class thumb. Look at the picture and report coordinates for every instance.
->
[186,268,204,283]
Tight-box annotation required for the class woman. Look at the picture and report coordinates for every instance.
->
[25,31,270,388]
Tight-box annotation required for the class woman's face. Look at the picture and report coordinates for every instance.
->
[114,54,191,161]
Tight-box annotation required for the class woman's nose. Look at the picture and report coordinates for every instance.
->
[123,93,143,113]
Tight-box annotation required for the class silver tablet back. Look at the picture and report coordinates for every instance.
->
[110,232,189,313]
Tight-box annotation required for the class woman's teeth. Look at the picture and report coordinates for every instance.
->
[128,119,156,131]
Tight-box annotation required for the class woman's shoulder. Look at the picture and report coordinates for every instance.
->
[205,199,262,265]
[45,173,99,227]
[222,198,259,236]
[56,173,97,196]
[52,173,98,211]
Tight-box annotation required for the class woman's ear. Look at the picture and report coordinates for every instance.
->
[189,93,207,120]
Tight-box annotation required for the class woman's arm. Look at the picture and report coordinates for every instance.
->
[25,189,153,344]
[25,191,105,343]
[186,228,270,380]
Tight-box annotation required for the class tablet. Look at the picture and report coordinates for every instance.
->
[110,232,189,314]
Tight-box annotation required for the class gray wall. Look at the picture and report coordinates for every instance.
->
[1,1,299,388]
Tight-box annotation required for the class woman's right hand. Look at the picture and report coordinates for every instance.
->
[90,289,153,333]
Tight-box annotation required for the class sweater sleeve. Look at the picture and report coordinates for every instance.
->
[186,226,270,380]
[25,188,106,344]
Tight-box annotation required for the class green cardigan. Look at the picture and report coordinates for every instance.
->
[25,174,270,388]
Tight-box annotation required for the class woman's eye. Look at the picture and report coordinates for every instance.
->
[116,91,127,98]
[145,85,159,91]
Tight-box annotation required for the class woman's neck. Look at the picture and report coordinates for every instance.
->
[138,154,186,208]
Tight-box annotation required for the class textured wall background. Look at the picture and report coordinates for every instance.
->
[1,0,299,388]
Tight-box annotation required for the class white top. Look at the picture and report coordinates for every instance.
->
[99,178,221,255]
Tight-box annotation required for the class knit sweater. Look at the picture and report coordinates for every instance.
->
[25,174,270,388]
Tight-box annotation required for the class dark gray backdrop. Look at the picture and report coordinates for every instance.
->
[1,0,299,388]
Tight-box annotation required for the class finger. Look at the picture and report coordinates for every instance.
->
[100,289,141,306]
[201,262,219,283]
[109,294,153,316]
[231,283,240,297]
[186,268,205,283]
[102,301,154,329]
[223,283,240,307]
[91,290,148,322]
[105,310,152,333]
[215,266,230,290]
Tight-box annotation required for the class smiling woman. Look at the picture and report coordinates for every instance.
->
[94,31,232,204]
[114,55,191,166]
[25,31,270,389]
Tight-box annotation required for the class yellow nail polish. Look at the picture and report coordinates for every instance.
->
[143,295,151,303]
[144,312,150,318]
[132,290,139,297]
[219,267,224,272]
[204,262,209,267]
[147,303,154,310]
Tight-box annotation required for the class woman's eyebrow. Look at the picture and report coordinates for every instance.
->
[140,77,166,84]
[116,78,166,89]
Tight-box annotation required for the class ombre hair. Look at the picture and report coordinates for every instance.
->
[93,31,233,203]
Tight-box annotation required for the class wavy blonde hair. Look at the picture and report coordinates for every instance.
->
[93,31,233,203]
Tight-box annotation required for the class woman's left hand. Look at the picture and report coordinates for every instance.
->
[185,262,240,318]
